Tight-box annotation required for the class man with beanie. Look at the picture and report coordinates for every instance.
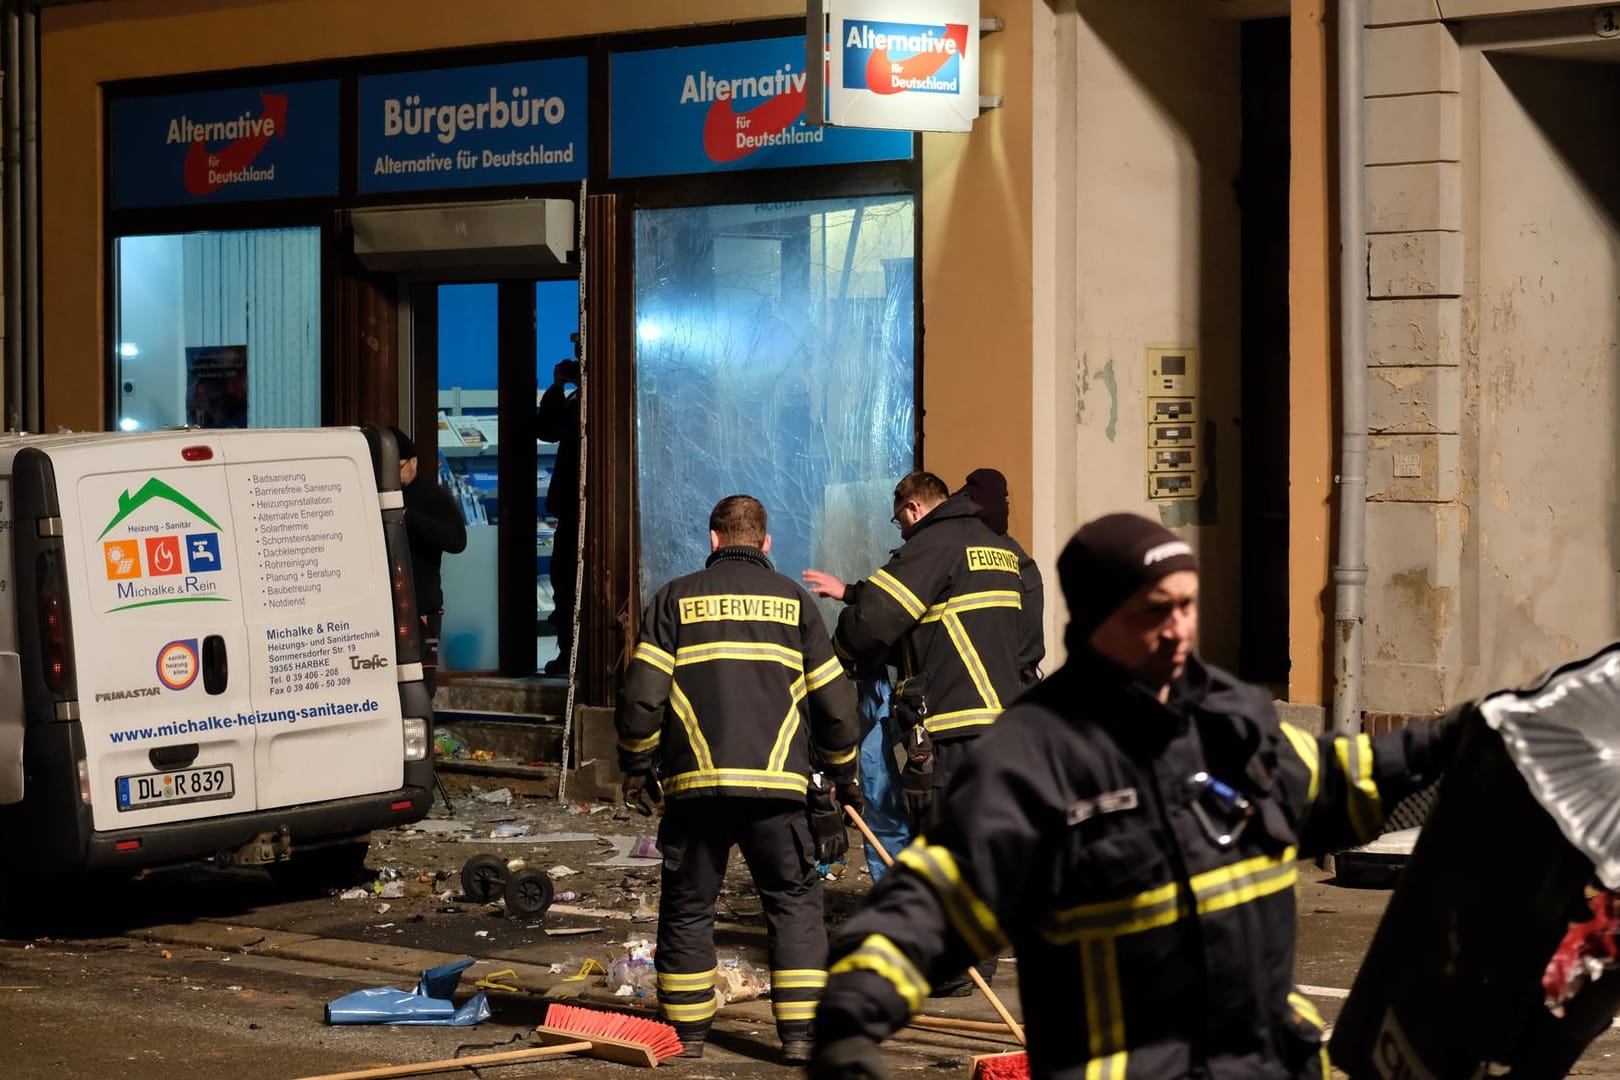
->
[393,428,467,696]
[810,512,1466,1080]
[955,467,1045,689]
[617,495,862,1063]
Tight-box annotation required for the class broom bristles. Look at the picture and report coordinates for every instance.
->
[972,1050,1031,1080]
[543,1002,686,1062]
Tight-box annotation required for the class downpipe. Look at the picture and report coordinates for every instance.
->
[1331,0,1369,736]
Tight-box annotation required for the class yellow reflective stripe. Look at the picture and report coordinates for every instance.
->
[633,641,675,675]
[662,999,718,1021]
[667,682,715,771]
[828,934,930,1014]
[1334,734,1383,842]
[1044,880,1185,942]
[1045,849,1298,942]
[920,590,1024,621]
[657,968,717,991]
[805,654,844,691]
[1288,990,1325,1030]
[674,640,803,671]
[662,769,810,796]
[767,676,808,772]
[922,708,1001,734]
[1081,938,1126,1066]
[773,1001,819,1020]
[895,842,1009,958]
[1280,722,1321,805]
[772,969,828,989]
[1085,1051,1129,1080]
[871,569,926,621]
[617,731,661,754]
[821,743,859,766]
[940,611,1001,711]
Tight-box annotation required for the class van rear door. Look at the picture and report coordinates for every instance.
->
[217,430,404,808]
[55,433,260,831]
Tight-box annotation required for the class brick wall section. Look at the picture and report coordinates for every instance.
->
[1360,11,1465,716]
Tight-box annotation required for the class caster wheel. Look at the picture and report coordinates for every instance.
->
[460,854,508,903]
[504,867,555,919]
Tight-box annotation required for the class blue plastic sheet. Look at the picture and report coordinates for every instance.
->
[325,957,491,1026]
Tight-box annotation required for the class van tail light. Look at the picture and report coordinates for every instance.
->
[77,758,92,806]
[37,549,74,694]
[383,519,421,666]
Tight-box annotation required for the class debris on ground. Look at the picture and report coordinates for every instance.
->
[1545,891,1620,1015]
[478,787,514,805]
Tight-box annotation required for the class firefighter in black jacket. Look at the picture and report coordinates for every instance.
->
[834,471,1026,829]
[956,467,1045,689]
[617,495,862,1063]
[811,513,1464,1080]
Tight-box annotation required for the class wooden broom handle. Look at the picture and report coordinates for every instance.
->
[844,806,1027,1047]
[290,1040,593,1080]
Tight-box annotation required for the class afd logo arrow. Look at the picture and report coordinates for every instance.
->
[864,23,969,95]
[702,87,806,164]
[182,92,287,196]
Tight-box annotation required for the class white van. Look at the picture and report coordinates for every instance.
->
[0,426,434,890]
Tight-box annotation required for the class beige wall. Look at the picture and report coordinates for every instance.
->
[40,0,1035,547]
[1047,0,1246,670]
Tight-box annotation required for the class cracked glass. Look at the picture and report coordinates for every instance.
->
[634,195,917,610]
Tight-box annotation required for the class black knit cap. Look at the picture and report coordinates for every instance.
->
[391,427,417,461]
[1058,513,1198,643]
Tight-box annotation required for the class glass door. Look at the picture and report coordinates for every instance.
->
[415,279,580,678]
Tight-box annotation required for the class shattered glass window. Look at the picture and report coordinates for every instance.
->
[634,196,917,613]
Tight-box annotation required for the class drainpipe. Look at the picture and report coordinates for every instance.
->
[20,1,37,434]
[3,2,22,432]
[1331,0,1369,736]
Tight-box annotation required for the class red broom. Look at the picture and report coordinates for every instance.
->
[845,807,1031,1080]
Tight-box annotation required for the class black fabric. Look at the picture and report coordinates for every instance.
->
[616,549,860,797]
[537,382,580,520]
[835,491,1025,743]
[401,473,467,615]
[548,512,578,652]
[817,652,1448,1080]
[1058,513,1199,645]
[960,468,1010,536]
[657,799,826,1041]
[390,427,417,462]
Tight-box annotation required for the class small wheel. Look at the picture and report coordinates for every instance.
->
[503,867,555,919]
[461,854,508,903]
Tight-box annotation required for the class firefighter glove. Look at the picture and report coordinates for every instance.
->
[836,775,865,817]
[808,772,850,864]
[622,771,662,817]
[900,725,935,820]
[809,1035,888,1080]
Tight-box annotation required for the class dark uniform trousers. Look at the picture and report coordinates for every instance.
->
[656,797,827,1042]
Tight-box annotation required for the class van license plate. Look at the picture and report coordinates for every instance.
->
[116,765,235,810]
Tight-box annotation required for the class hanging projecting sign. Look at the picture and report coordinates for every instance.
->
[357,58,588,193]
[108,81,340,209]
[810,0,980,133]
[609,36,912,179]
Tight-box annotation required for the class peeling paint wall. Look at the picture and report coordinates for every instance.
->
[1065,0,1245,669]
[1461,52,1620,694]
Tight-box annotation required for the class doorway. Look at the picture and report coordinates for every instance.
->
[407,278,581,678]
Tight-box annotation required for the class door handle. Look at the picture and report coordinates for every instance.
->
[202,635,228,695]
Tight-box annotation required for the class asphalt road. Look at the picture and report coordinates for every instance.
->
[3,775,1619,1078]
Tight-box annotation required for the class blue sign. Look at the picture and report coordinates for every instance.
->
[841,20,967,95]
[109,81,340,209]
[358,58,588,193]
[610,37,912,178]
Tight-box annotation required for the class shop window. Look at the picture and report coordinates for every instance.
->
[114,227,322,432]
[634,195,916,599]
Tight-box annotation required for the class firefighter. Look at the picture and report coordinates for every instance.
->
[810,512,1464,1080]
[832,471,1026,829]
[954,467,1045,689]
[616,495,861,1064]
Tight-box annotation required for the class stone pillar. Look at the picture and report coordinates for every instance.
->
[1361,9,1464,714]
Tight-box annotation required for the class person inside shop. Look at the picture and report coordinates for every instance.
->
[616,494,862,1064]
[537,333,582,677]
[809,512,1466,1080]
[392,427,467,697]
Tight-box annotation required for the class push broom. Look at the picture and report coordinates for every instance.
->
[290,1002,684,1079]
[845,806,1031,1080]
